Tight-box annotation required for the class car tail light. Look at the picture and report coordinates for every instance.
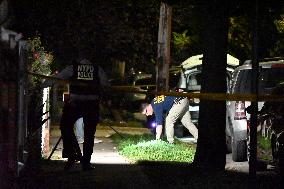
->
[234,101,246,120]
[247,120,250,129]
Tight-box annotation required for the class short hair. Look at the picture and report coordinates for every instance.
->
[140,102,149,114]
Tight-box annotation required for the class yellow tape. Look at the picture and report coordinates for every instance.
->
[28,71,284,102]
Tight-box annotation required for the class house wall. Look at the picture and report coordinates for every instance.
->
[0,42,19,189]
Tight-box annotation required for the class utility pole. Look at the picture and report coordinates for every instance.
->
[156,2,172,92]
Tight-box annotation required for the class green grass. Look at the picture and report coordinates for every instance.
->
[258,135,271,150]
[111,133,196,163]
[257,134,273,161]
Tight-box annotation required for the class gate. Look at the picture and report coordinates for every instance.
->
[0,37,50,188]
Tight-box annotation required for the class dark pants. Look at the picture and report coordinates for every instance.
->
[60,100,99,165]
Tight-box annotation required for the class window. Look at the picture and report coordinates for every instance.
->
[135,77,155,85]
[186,72,201,91]
[234,67,284,95]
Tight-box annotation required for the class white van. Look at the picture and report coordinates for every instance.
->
[174,54,239,137]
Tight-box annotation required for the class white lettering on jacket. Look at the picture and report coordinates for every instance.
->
[77,65,94,80]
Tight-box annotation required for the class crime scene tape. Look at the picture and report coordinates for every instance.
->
[28,71,284,102]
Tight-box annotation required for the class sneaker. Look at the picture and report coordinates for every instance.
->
[75,155,82,162]
[77,138,84,144]
[94,138,102,143]
[168,141,174,144]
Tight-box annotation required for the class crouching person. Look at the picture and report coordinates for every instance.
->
[141,95,198,144]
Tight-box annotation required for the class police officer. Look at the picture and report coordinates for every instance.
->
[141,95,198,144]
[44,49,110,170]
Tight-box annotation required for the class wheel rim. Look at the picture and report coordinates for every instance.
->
[247,130,250,162]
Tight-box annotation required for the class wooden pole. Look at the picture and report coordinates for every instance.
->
[156,2,172,92]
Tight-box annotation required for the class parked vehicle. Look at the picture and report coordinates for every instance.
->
[124,73,156,105]
[175,54,239,137]
[110,73,156,111]
[252,83,284,175]
[226,57,284,162]
[145,54,240,138]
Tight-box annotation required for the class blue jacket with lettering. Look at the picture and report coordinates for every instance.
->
[151,95,176,125]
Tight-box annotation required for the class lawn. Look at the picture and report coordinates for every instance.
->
[110,133,196,163]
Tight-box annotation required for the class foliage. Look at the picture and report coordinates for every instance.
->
[27,36,53,86]
[228,16,252,62]
[171,3,202,64]
[12,0,161,73]
[173,30,191,49]
[172,30,191,62]
[274,16,284,34]
[270,14,284,57]
[25,36,54,163]
[111,133,196,162]
[11,0,284,72]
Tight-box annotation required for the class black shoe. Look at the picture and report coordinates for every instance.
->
[64,159,76,171]
[81,163,95,171]
[75,155,82,162]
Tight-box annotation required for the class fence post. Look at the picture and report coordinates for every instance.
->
[42,87,50,157]
[17,40,28,173]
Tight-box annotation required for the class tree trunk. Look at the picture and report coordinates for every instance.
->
[193,1,229,171]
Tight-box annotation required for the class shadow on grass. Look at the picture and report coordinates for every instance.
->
[16,160,283,189]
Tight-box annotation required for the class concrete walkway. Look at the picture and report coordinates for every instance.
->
[49,124,151,164]
[16,125,156,189]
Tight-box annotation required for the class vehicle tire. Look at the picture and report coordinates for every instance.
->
[246,129,250,162]
[278,145,284,177]
[271,133,277,161]
[232,136,247,162]
[226,135,232,153]
[174,122,184,138]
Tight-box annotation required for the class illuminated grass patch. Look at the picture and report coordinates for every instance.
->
[111,133,196,162]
